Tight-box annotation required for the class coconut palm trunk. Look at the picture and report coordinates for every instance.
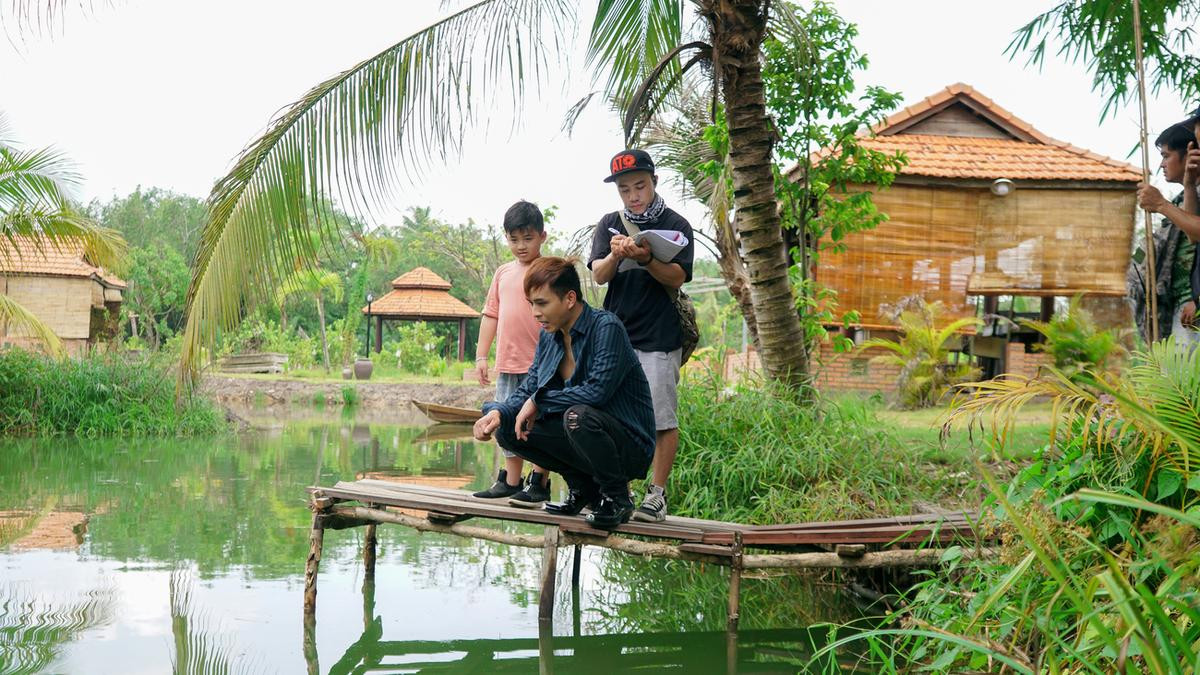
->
[709,0,807,387]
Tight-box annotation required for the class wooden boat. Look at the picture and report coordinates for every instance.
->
[410,400,481,424]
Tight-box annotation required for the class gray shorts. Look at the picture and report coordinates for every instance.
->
[635,348,681,431]
[495,372,525,458]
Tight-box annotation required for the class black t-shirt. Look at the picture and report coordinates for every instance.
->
[587,207,694,352]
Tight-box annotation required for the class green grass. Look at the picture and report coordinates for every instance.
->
[869,397,1052,464]
[0,348,226,436]
[669,375,1047,525]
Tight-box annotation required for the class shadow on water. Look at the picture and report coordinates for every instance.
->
[0,408,880,673]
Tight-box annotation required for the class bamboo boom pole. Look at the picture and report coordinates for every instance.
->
[327,504,998,571]
[1132,0,1159,340]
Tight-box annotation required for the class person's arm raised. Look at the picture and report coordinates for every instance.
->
[1139,182,1200,241]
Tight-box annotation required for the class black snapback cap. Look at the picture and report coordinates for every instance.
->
[604,149,655,183]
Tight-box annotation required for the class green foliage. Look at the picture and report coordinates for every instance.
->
[341,385,359,407]
[0,348,224,436]
[861,298,981,409]
[124,242,191,348]
[218,318,317,371]
[1008,1,1200,120]
[671,371,978,524]
[390,322,444,375]
[89,186,205,258]
[762,1,905,356]
[1021,295,1126,377]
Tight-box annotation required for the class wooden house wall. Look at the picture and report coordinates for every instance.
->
[1,276,96,339]
[820,184,1134,327]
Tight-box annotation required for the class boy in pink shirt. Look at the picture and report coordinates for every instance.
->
[473,201,552,506]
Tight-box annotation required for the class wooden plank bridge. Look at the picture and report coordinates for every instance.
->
[303,479,996,635]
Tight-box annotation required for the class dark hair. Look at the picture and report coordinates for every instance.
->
[524,256,582,300]
[502,200,544,234]
[1155,123,1194,155]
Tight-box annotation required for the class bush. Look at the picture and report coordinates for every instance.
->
[219,317,317,371]
[0,348,226,436]
[1021,295,1126,377]
[392,322,443,375]
[341,386,359,406]
[671,371,973,524]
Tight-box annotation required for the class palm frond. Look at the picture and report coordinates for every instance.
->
[177,0,575,389]
[276,268,344,306]
[586,0,685,112]
[0,294,65,357]
[1,207,127,273]
[0,144,80,210]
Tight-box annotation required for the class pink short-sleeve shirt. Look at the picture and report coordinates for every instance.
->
[482,260,542,374]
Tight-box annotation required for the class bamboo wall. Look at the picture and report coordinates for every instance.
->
[1,276,96,340]
[821,185,1134,327]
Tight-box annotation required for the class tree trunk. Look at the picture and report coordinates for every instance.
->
[709,0,808,387]
[713,212,760,351]
[281,304,288,332]
[316,295,331,372]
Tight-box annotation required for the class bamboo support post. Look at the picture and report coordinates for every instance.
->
[727,532,743,633]
[538,525,559,622]
[363,522,377,580]
[303,512,325,617]
[303,612,319,675]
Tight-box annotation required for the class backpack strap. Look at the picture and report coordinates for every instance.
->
[617,211,640,237]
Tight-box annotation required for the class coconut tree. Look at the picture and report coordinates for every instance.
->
[276,268,343,373]
[0,113,126,357]
[175,0,818,390]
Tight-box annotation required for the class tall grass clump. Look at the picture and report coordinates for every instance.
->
[0,348,225,436]
[811,338,1200,672]
[672,369,968,524]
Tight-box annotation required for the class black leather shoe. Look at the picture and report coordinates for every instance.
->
[544,487,600,516]
[586,494,635,530]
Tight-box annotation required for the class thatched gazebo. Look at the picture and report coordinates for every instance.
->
[792,83,1142,389]
[362,267,480,361]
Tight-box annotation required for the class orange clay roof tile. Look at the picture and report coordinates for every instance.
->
[365,267,478,319]
[0,236,127,288]
[390,267,452,290]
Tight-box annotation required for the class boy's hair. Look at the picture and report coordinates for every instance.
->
[503,200,545,234]
[1156,123,1194,155]
[524,256,582,300]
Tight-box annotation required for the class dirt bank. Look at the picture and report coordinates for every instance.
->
[202,374,492,411]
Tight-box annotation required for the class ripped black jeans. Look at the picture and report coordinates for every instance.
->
[494,404,652,497]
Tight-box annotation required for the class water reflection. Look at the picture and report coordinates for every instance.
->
[0,408,870,673]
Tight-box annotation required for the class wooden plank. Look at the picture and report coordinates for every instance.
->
[745,512,976,532]
[315,484,708,542]
[678,543,736,557]
[703,524,984,546]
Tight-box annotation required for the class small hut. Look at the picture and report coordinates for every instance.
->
[794,83,1142,390]
[0,236,127,355]
[362,267,480,361]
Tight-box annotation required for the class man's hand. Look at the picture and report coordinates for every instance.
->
[473,410,501,441]
[1182,300,1197,329]
[1185,142,1200,186]
[515,397,538,441]
[475,359,490,386]
[609,234,631,260]
[1138,182,1168,213]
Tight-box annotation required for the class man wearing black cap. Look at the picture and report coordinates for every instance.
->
[1137,109,1200,346]
[588,149,694,522]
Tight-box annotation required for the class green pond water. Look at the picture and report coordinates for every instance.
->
[0,406,869,674]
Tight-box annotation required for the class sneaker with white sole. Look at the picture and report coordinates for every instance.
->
[632,484,667,522]
[507,471,551,508]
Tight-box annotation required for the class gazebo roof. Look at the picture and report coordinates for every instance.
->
[0,236,127,289]
[389,267,452,290]
[363,267,479,320]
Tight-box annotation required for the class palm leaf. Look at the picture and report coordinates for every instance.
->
[586,0,685,112]
[0,293,64,356]
[177,0,575,389]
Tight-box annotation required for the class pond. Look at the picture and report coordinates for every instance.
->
[0,406,870,674]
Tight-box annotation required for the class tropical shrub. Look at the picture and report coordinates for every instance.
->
[392,322,443,375]
[218,318,317,370]
[860,298,981,409]
[1021,295,1126,377]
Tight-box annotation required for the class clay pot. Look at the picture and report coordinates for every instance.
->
[341,367,353,380]
[353,358,374,381]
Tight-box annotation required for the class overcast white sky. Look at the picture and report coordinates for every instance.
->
[1,0,1189,245]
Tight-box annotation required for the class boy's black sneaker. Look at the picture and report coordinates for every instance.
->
[586,493,635,530]
[508,471,551,508]
[472,469,522,498]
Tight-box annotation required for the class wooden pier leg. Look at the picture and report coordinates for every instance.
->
[727,532,743,633]
[302,612,319,675]
[570,544,582,637]
[538,616,556,675]
[363,522,377,580]
[538,525,560,622]
[304,512,325,617]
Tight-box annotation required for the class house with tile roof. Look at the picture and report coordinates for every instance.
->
[0,236,127,355]
[362,267,480,361]
[791,83,1141,390]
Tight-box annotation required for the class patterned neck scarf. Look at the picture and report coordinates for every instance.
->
[623,193,666,226]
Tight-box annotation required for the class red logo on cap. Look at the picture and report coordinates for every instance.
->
[611,153,636,174]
